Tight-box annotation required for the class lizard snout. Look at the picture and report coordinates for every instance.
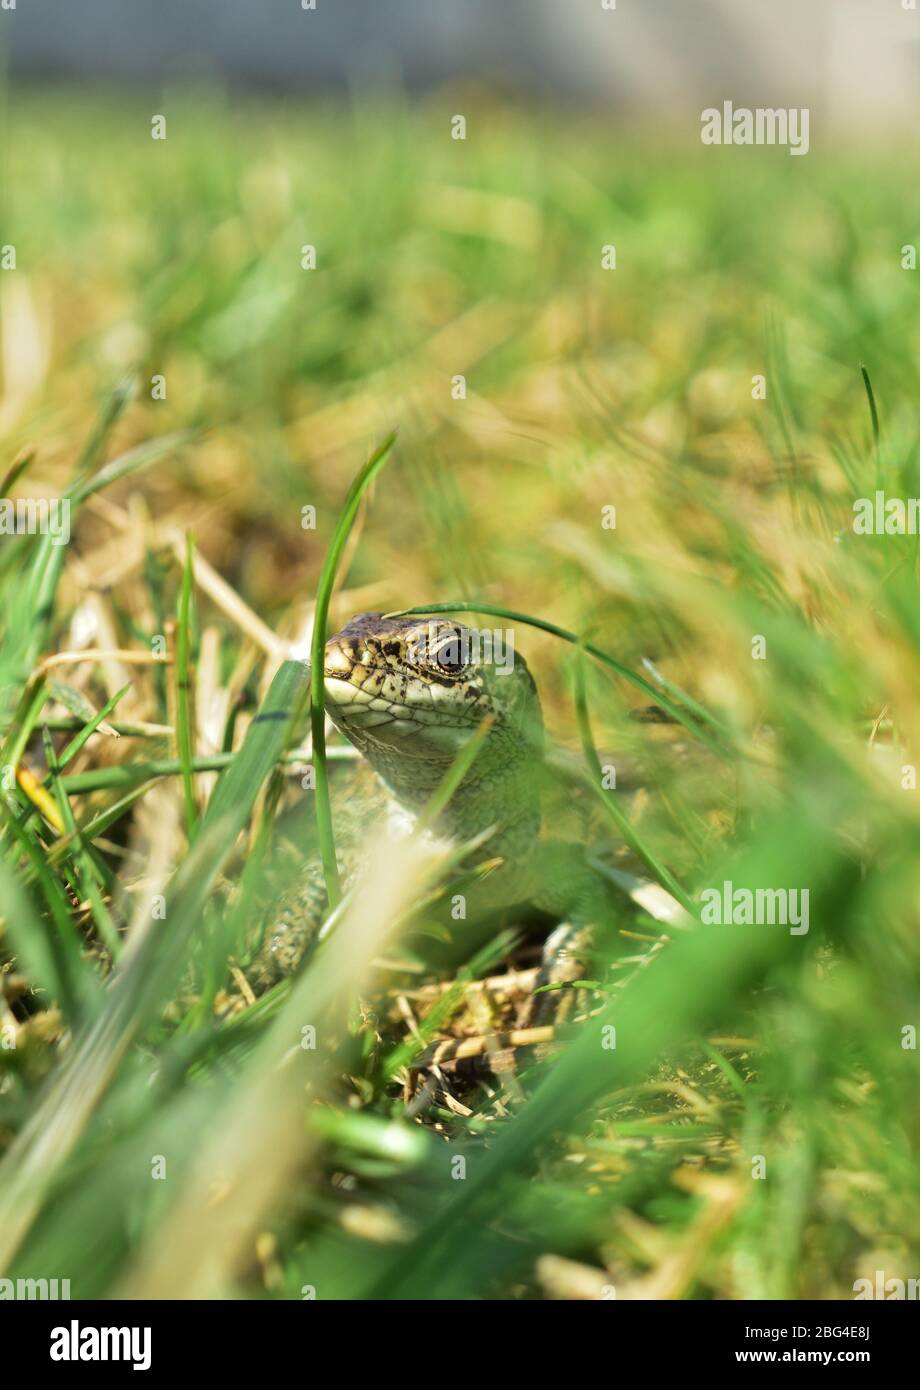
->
[324,637,357,679]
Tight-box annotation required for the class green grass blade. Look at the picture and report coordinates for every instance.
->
[42,726,122,960]
[176,534,198,839]
[572,656,697,915]
[391,601,733,757]
[310,430,398,907]
[55,684,131,770]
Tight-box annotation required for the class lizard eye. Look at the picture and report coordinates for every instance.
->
[431,632,466,674]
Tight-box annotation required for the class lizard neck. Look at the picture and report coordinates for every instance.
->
[355,715,543,861]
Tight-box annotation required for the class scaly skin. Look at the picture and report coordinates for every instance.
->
[254,612,603,996]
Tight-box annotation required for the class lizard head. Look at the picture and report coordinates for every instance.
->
[322,612,542,806]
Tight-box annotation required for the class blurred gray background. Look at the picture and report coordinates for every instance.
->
[2,0,918,124]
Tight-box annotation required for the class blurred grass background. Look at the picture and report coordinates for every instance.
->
[0,89,919,1299]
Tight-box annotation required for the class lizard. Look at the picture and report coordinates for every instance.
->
[252,610,627,1017]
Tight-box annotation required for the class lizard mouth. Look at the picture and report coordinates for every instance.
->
[322,673,415,734]
[322,666,485,763]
